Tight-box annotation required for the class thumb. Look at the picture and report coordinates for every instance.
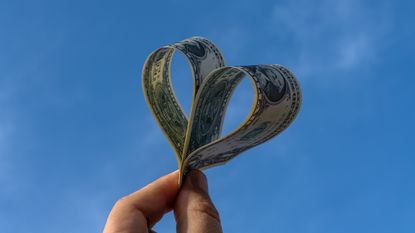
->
[174,170,222,233]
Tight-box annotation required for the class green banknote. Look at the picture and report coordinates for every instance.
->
[142,37,302,183]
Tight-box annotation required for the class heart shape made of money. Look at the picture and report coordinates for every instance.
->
[142,36,302,183]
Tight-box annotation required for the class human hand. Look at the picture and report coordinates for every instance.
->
[103,170,222,233]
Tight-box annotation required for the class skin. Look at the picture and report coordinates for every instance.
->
[103,170,222,233]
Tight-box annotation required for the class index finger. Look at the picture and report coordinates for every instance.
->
[103,170,180,233]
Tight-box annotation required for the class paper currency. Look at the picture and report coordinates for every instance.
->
[142,36,302,183]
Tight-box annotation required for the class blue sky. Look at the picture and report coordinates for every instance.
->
[0,0,414,232]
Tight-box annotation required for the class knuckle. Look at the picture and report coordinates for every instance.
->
[189,198,221,222]
[114,196,129,207]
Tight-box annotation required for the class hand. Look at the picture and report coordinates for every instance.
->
[103,170,222,233]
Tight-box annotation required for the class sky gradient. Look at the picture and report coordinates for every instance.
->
[1,0,414,232]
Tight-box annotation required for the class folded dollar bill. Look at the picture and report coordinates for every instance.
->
[142,36,302,183]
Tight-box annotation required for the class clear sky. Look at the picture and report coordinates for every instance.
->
[1,0,414,232]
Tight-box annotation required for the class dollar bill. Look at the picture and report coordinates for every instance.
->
[141,36,302,183]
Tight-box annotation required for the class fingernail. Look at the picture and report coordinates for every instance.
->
[188,170,208,193]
